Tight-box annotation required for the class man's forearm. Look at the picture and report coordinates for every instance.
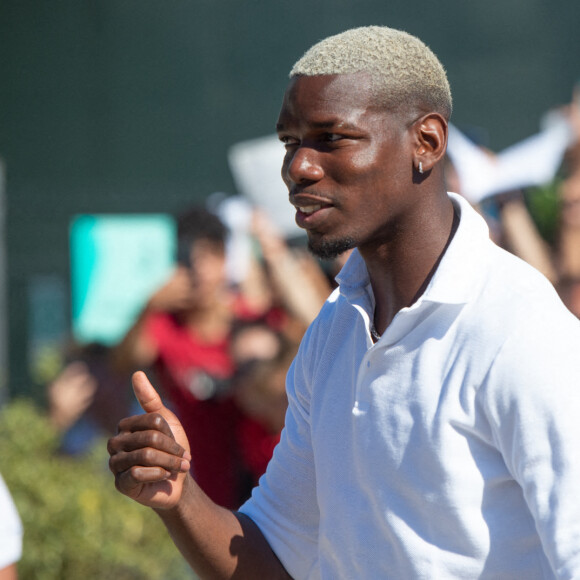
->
[155,477,291,580]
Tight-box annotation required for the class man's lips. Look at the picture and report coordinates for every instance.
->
[295,203,326,215]
[291,194,333,214]
[292,197,334,228]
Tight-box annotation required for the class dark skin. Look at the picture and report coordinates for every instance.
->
[278,73,454,334]
[108,372,290,580]
[107,72,454,578]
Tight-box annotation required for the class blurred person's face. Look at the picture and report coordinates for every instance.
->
[186,238,227,301]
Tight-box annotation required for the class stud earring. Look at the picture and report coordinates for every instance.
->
[418,161,424,174]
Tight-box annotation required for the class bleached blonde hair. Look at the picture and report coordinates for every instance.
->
[290,26,452,119]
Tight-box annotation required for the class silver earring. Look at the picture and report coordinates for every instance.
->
[418,161,424,174]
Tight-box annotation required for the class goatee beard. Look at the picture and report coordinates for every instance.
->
[308,237,356,260]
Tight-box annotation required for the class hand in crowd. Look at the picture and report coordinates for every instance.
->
[48,361,98,431]
[146,267,196,313]
[107,371,191,510]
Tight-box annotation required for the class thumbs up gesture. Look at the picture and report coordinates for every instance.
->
[107,371,192,509]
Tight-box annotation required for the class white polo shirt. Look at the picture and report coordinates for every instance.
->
[240,193,580,579]
[0,473,22,570]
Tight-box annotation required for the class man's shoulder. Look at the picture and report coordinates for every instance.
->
[299,286,350,347]
[485,244,560,308]
[465,243,579,346]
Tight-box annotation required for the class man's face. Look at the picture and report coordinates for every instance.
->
[277,73,418,259]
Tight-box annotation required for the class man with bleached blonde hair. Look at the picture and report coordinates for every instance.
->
[108,25,580,579]
[290,25,452,118]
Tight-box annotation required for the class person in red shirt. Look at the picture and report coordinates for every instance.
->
[228,320,297,500]
[113,206,244,508]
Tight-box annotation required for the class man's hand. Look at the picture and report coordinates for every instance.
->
[107,371,191,509]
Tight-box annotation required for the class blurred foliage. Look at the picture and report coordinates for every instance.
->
[0,399,197,580]
[524,179,562,246]
[29,343,65,387]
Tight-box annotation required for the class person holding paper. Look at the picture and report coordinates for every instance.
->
[113,206,247,508]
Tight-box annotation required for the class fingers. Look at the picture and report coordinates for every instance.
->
[108,413,191,494]
[130,372,190,453]
[114,466,176,496]
[132,371,165,414]
[110,444,189,477]
[109,413,190,460]
[117,411,174,439]
[112,460,185,504]
[107,372,192,508]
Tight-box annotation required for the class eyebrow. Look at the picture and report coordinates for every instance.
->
[276,120,360,132]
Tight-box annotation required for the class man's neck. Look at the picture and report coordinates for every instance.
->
[366,197,458,336]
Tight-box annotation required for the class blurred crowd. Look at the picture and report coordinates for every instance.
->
[44,90,580,504]
[47,203,344,509]
[445,91,580,317]
[2,87,580,578]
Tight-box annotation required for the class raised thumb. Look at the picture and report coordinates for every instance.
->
[132,370,166,414]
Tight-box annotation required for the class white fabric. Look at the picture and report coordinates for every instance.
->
[240,193,580,579]
[447,116,574,204]
[0,473,23,569]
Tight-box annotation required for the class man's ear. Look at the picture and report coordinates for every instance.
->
[413,113,448,174]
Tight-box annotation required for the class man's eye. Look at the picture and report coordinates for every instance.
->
[279,136,299,147]
[323,133,343,143]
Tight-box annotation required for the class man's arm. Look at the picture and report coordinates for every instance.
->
[155,481,290,580]
[483,310,580,574]
[107,372,291,580]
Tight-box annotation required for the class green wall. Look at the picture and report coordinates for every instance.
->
[1,0,579,393]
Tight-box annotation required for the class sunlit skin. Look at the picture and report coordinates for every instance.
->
[278,73,415,257]
[277,73,456,333]
[106,72,457,580]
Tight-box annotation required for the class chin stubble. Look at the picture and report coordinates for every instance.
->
[307,236,357,260]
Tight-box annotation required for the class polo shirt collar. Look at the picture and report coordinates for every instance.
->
[335,192,490,307]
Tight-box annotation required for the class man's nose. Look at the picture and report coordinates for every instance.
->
[285,146,324,185]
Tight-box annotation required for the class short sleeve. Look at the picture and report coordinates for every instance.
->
[481,311,580,577]
[239,333,321,580]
